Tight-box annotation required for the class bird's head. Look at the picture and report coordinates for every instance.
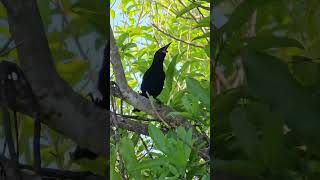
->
[155,42,171,56]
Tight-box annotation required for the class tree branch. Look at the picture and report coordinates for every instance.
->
[0,154,105,180]
[1,0,107,156]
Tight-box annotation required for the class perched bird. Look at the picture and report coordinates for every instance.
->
[88,43,109,109]
[72,43,109,161]
[133,42,171,112]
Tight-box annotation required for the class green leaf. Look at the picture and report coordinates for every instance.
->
[110,9,115,19]
[218,0,274,35]
[186,77,210,109]
[192,32,210,41]
[121,42,137,51]
[242,49,320,153]
[119,137,142,178]
[261,110,287,169]
[0,4,7,18]
[190,95,200,115]
[56,60,88,86]
[166,53,180,93]
[37,0,51,29]
[246,36,304,50]
[213,88,245,121]
[0,26,10,37]
[229,108,260,160]
[71,0,107,36]
[181,95,192,112]
[116,33,129,47]
[201,175,210,180]
[148,124,168,154]
[194,16,210,28]
[176,3,199,18]
[290,61,319,86]
[170,140,189,169]
[214,159,264,177]
[110,144,121,180]
[204,44,210,57]
[133,157,168,171]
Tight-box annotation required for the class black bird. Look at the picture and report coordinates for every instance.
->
[71,43,109,161]
[133,42,171,112]
[88,43,109,109]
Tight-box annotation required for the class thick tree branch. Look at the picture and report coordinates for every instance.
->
[1,0,107,157]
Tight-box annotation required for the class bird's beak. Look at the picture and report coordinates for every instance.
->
[162,42,171,53]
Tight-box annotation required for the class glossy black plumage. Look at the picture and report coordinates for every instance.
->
[89,43,109,109]
[72,44,109,160]
[133,43,171,112]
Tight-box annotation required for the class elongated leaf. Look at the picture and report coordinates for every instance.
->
[246,36,304,50]
[290,61,319,86]
[261,110,287,169]
[218,0,274,35]
[119,137,142,178]
[214,159,264,177]
[204,44,210,57]
[194,16,210,28]
[56,60,88,85]
[192,32,210,41]
[242,48,320,153]
[110,145,121,180]
[166,54,179,93]
[72,0,107,36]
[148,124,168,154]
[229,108,260,160]
[121,42,137,51]
[186,77,210,109]
[176,3,199,18]
[133,158,168,171]
[116,33,129,46]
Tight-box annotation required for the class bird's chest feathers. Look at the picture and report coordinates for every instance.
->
[147,64,165,78]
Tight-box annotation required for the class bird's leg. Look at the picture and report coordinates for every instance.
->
[154,97,162,104]
[141,91,148,98]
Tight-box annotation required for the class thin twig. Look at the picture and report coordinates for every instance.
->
[0,37,13,55]
[0,38,26,57]
[52,0,89,60]
[111,96,127,180]
[0,0,17,16]
[1,106,20,179]
[146,92,170,128]
[139,136,153,159]
[177,0,209,42]
[117,114,160,122]
[151,23,204,48]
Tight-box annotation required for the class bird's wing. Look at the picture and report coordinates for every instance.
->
[141,68,152,90]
